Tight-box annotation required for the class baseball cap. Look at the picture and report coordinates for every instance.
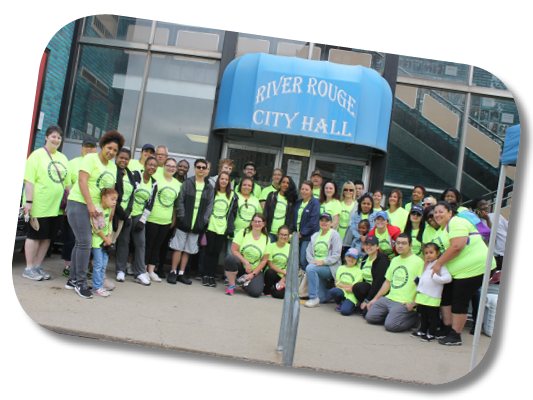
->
[411,205,424,215]
[375,210,388,220]
[142,143,155,152]
[365,235,379,245]
[82,136,97,147]
[345,248,360,259]
[243,161,256,169]
[311,170,323,177]
[319,212,332,221]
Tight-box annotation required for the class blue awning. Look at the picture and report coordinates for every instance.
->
[501,124,520,166]
[214,53,393,153]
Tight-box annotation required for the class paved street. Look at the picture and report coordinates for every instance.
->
[12,250,491,385]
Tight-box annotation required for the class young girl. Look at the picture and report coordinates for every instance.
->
[91,188,118,297]
[411,243,452,341]
[352,220,371,259]
[263,226,291,299]
[327,248,363,316]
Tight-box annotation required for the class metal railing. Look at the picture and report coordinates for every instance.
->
[462,184,513,209]
[276,233,300,366]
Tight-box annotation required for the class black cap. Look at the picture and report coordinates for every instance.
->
[319,212,332,221]
[411,205,424,215]
[365,235,379,245]
[243,161,256,169]
[82,136,97,147]
[311,170,323,177]
[142,143,155,152]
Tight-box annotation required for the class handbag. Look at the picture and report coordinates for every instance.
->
[200,232,207,246]
[44,146,69,211]
[298,272,309,298]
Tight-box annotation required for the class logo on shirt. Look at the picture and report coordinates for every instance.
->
[158,186,178,208]
[339,271,356,285]
[238,202,257,222]
[390,265,409,289]
[213,198,229,219]
[339,210,350,229]
[122,183,134,205]
[314,241,329,259]
[134,188,150,205]
[241,244,263,265]
[96,171,115,190]
[433,237,446,254]
[272,252,288,269]
[273,200,287,220]
[47,161,68,184]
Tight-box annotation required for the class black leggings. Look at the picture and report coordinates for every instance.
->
[204,230,226,277]
[418,304,440,336]
[145,222,171,266]
[224,255,264,298]
[263,268,285,298]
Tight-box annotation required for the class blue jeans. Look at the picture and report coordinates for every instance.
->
[299,240,310,270]
[268,233,277,243]
[92,247,109,291]
[329,288,357,316]
[305,263,333,302]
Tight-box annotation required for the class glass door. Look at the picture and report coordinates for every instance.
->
[311,155,368,189]
[222,142,282,190]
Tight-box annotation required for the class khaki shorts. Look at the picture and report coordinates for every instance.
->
[169,229,199,254]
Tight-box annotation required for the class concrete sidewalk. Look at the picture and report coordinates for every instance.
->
[12,250,492,385]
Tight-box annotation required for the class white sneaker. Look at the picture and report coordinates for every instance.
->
[116,271,126,282]
[304,297,320,308]
[126,263,134,275]
[148,272,161,282]
[134,273,151,286]
[103,279,115,291]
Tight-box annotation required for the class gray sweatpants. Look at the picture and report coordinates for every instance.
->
[66,200,93,284]
[365,297,418,332]
[116,214,146,276]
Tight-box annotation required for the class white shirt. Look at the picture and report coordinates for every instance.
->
[481,213,508,256]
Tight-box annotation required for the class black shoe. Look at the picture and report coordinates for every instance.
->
[177,274,192,285]
[74,281,93,299]
[420,334,435,342]
[195,272,203,281]
[209,277,217,287]
[157,265,166,279]
[65,279,77,290]
[167,271,177,284]
[202,276,209,286]
[438,328,462,346]
[410,331,425,339]
[435,325,451,339]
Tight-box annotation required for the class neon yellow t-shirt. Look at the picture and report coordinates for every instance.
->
[297,199,309,231]
[68,156,83,186]
[23,148,71,218]
[92,206,111,248]
[361,213,369,220]
[120,171,134,212]
[128,159,144,172]
[422,225,438,245]
[375,229,394,259]
[234,193,261,232]
[361,257,375,284]
[68,153,117,206]
[411,228,423,259]
[260,185,278,202]
[314,229,332,261]
[433,217,496,279]
[208,191,232,235]
[233,229,270,268]
[337,201,356,240]
[191,181,205,229]
[147,176,182,225]
[320,199,341,219]
[270,194,288,234]
[131,178,153,217]
[267,241,290,277]
[335,265,363,305]
[388,207,409,232]
[385,254,424,303]
[312,188,321,199]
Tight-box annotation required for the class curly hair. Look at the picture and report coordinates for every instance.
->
[99,130,125,151]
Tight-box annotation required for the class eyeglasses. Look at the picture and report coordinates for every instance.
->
[396,241,409,246]
[156,153,168,157]
[278,234,289,237]
[252,220,263,224]
[165,165,177,169]
[427,214,434,220]
[344,188,354,192]
[196,165,207,170]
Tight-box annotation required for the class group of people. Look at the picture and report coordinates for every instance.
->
[22,127,507,346]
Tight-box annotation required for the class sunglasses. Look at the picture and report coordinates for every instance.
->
[244,199,248,208]
[427,214,434,219]
[196,165,207,170]
[410,212,421,216]
[344,188,354,192]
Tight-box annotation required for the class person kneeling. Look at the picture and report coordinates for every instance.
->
[365,233,424,332]
[328,248,363,316]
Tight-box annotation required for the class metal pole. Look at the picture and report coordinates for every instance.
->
[470,165,507,371]
[455,65,474,191]
[282,233,300,366]
[308,43,314,60]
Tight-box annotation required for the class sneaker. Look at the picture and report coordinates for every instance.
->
[22,267,43,281]
[224,278,230,286]
[202,276,209,286]
[116,271,126,282]
[438,328,462,346]
[421,334,435,342]
[74,281,93,299]
[167,270,178,284]
[410,331,425,339]
[35,266,51,280]
[304,297,320,308]
[177,274,192,285]
[65,279,77,290]
[126,263,134,275]
[209,277,217,288]
[435,325,451,339]
[62,267,70,278]
[134,273,151,286]
[334,304,342,312]
[195,272,203,281]
[225,285,235,295]
[236,275,248,286]
[94,288,110,297]
[265,294,273,298]
[103,279,115,291]
[148,272,162,282]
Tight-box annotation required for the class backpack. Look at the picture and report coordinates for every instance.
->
[446,210,491,244]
